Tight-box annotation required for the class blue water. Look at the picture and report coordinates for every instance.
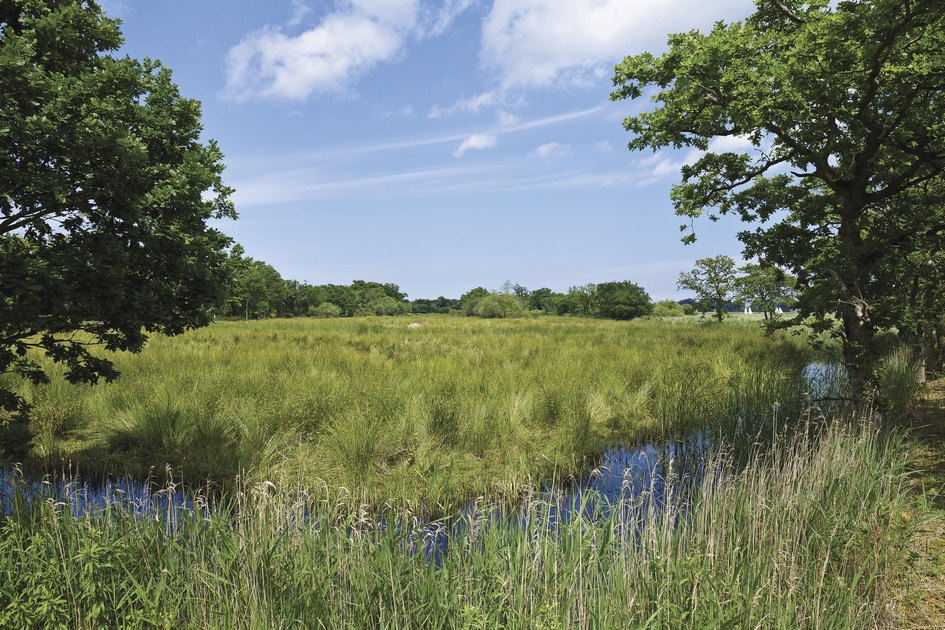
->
[803,361,846,400]
[0,467,192,519]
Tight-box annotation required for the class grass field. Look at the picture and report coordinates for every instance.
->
[5,315,815,506]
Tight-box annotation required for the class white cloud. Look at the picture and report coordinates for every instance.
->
[286,1,312,28]
[634,149,700,182]
[223,0,474,102]
[429,90,501,118]
[496,110,520,127]
[453,133,497,157]
[593,141,615,153]
[380,104,416,119]
[481,0,748,90]
[534,142,570,159]
[708,135,758,153]
[421,0,478,37]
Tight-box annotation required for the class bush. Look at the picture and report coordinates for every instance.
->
[877,346,923,419]
[309,302,342,318]
[367,296,404,316]
[473,294,525,318]
[652,299,685,317]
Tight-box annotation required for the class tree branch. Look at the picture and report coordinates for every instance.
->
[770,0,805,24]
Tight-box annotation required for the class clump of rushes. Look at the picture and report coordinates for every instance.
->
[2,317,815,505]
[0,415,914,628]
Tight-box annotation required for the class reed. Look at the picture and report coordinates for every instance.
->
[0,413,912,628]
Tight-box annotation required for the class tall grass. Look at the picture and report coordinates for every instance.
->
[876,346,924,420]
[3,316,813,505]
[0,414,913,628]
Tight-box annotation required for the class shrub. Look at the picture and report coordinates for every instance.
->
[309,302,342,318]
[877,346,923,419]
[473,294,525,318]
[367,296,404,316]
[652,299,685,317]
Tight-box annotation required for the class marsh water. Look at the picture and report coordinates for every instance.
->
[1,362,847,559]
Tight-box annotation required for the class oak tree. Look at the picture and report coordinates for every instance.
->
[613,0,945,396]
[1,1,235,424]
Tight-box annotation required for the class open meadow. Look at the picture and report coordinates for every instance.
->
[7,315,815,506]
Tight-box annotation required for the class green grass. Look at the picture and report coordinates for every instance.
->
[4,316,814,506]
[0,414,914,628]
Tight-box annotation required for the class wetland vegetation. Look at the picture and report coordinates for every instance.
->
[5,316,815,507]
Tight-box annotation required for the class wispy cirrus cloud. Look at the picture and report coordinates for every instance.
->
[225,105,603,171]
[453,133,497,157]
[534,141,570,159]
[429,90,502,118]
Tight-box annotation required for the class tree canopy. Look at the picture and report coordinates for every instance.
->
[737,263,796,319]
[595,281,653,320]
[613,0,945,394]
[1,0,234,419]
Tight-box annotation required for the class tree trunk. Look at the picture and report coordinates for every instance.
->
[915,323,934,384]
[839,305,875,402]
[837,205,876,404]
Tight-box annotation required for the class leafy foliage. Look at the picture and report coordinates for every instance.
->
[737,263,796,319]
[613,0,945,394]
[472,293,525,318]
[0,0,234,420]
[677,256,739,321]
[594,281,653,320]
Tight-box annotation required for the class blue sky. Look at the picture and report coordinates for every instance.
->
[102,0,758,300]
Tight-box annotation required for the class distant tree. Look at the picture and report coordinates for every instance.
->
[473,294,525,318]
[527,288,561,314]
[367,296,404,316]
[566,284,598,316]
[412,297,461,314]
[737,264,796,320]
[595,281,653,320]
[322,285,357,316]
[511,283,531,301]
[677,256,739,322]
[460,287,490,316]
[0,0,234,421]
[237,261,286,319]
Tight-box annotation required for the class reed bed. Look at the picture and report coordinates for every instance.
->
[0,414,913,628]
[4,316,814,505]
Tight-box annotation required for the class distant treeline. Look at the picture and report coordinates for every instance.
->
[220,247,685,320]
